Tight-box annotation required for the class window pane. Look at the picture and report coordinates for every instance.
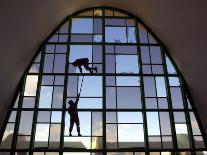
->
[160,112,172,135]
[39,86,53,108]
[37,111,50,123]
[92,112,102,136]
[105,18,125,26]
[0,123,14,149]
[49,124,61,148]
[72,18,93,33]
[175,124,190,148]
[143,77,156,97]
[106,87,116,109]
[105,27,127,43]
[106,112,117,123]
[43,54,54,73]
[115,45,137,54]
[127,27,136,43]
[147,112,160,135]
[35,124,50,147]
[106,55,115,73]
[141,46,150,64]
[117,87,142,109]
[116,55,139,73]
[52,86,63,108]
[18,111,34,135]
[118,112,143,123]
[22,97,35,108]
[56,44,67,53]
[170,87,184,109]
[150,46,162,64]
[78,76,102,97]
[155,77,167,97]
[94,18,102,33]
[51,111,62,123]
[116,76,140,86]
[106,124,117,149]
[118,124,144,148]
[53,54,66,73]
[24,75,38,96]
[190,112,201,135]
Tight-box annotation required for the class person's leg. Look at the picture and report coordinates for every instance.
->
[75,119,81,136]
[78,66,83,74]
[69,119,74,136]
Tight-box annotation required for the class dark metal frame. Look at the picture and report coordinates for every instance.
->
[0,6,206,155]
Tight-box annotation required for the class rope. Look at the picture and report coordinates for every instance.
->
[78,75,84,95]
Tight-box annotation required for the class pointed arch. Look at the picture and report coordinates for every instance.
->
[0,6,206,154]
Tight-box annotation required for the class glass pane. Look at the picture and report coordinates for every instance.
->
[106,124,117,149]
[71,34,93,42]
[149,136,161,148]
[67,76,78,97]
[105,27,127,43]
[16,136,30,149]
[29,63,40,73]
[158,98,168,109]
[94,18,102,33]
[54,76,64,85]
[117,87,142,109]
[106,76,115,86]
[174,112,186,123]
[160,112,172,135]
[49,124,61,148]
[8,111,16,122]
[69,45,92,63]
[18,111,34,135]
[105,18,126,26]
[118,124,144,148]
[94,9,102,16]
[42,75,54,85]
[175,124,190,148]
[150,46,162,64]
[116,76,140,86]
[46,45,55,53]
[116,55,139,73]
[115,45,137,54]
[59,22,69,33]
[92,112,102,136]
[147,112,160,135]
[93,45,102,63]
[43,54,54,73]
[37,111,50,122]
[106,55,115,73]
[51,111,62,123]
[22,97,35,108]
[143,77,156,97]
[52,86,63,108]
[166,55,176,74]
[78,76,102,97]
[24,75,38,96]
[72,18,93,33]
[155,77,167,97]
[169,77,180,86]
[53,54,66,73]
[106,87,116,109]
[127,27,136,43]
[138,24,148,43]
[145,98,157,109]
[106,112,117,123]
[170,87,184,109]
[35,124,50,147]
[77,98,102,109]
[118,112,143,123]
[141,46,150,64]
[55,44,67,53]
[162,136,173,149]
[189,112,201,135]
[39,86,53,108]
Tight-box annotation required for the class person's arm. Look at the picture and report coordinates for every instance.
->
[78,66,83,74]
[74,93,80,105]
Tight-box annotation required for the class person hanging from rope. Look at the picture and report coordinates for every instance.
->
[72,58,98,74]
[68,92,81,136]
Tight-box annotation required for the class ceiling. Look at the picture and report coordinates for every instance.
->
[0,0,207,137]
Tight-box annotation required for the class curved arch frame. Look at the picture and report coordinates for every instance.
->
[0,6,206,154]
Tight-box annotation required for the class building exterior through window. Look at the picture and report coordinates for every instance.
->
[0,7,206,155]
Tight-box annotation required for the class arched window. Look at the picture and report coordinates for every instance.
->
[0,7,206,155]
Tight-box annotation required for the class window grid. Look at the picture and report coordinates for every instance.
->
[0,7,206,155]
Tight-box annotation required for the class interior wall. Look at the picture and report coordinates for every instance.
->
[0,0,207,137]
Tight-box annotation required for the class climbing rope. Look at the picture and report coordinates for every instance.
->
[78,75,85,95]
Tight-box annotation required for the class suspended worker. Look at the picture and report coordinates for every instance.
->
[72,58,98,74]
[68,93,81,136]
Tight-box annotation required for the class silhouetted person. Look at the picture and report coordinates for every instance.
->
[72,58,98,74]
[68,93,81,136]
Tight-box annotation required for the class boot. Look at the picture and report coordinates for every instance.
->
[69,132,72,136]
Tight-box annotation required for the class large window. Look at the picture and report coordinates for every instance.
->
[0,7,206,155]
